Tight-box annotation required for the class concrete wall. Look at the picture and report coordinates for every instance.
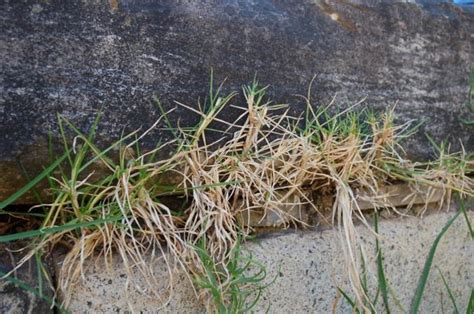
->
[63,209,473,313]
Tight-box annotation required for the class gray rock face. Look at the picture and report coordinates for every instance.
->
[1,0,473,201]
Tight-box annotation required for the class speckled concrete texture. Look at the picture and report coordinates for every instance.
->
[59,258,198,313]
[63,209,473,313]
[250,210,473,313]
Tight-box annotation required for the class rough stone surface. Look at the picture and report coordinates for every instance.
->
[64,208,473,313]
[0,242,55,314]
[1,0,474,202]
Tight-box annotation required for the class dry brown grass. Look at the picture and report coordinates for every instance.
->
[3,79,473,311]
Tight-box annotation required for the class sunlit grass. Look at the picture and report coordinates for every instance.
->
[0,76,473,311]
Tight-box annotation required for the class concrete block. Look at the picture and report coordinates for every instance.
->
[63,209,473,313]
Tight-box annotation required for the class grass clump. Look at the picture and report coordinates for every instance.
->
[192,235,271,313]
[1,76,473,312]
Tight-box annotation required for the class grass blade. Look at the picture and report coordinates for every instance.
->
[437,268,459,314]
[410,210,461,314]
[374,212,391,314]
[0,269,67,313]
[338,287,360,313]
[0,150,70,210]
[459,199,473,239]
[466,289,474,314]
[0,214,123,242]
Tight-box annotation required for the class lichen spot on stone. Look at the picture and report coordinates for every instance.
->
[329,13,339,21]
[31,4,43,14]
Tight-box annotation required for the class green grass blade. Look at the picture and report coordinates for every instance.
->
[154,96,181,142]
[388,284,405,313]
[410,210,461,314]
[57,114,74,167]
[0,270,68,313]
[466,289,474,314]
[374,212,391,314]
[437,268,459,314]
[0,150,70,210]
[459,199,473,240]
[18,160,44,205]
[79,130,138,172]
[338,287,360,313]
[34,252,44,298]
[0,214,123,242]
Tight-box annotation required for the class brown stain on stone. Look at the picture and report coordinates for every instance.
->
[315,0,358,33]
[108,0,119,12]
[0,162,50,204]
[0,140,54,204]
[0,139,184,205]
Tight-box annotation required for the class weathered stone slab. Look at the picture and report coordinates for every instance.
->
[238,183,446,229]
[355,183,444,210]
[63,208,473,313]
[1,0,473,202]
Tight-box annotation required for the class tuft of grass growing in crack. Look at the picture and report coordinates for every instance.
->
[0,76,473,312]
[191,235,272,313]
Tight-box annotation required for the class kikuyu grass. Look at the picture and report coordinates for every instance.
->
[1,77,473,312]
[192,235,273,313]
